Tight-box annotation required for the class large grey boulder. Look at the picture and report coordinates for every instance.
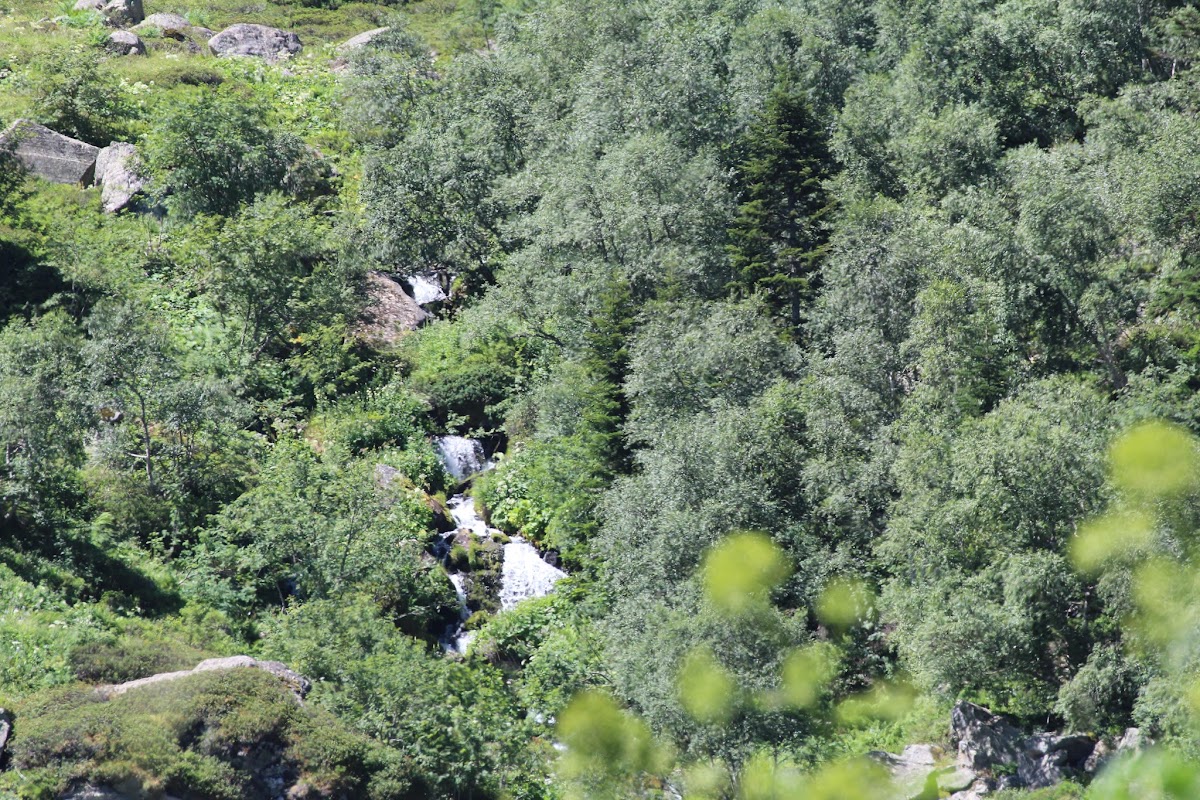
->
[133,12,211,41]
[209,23,302,62]
[94,142,147,213]
[105,29,145,55]
[0,120,99,185]
[354,271,429,347]
[951,701,1023,771]
[102,0,144,26]
[1017,733,1096,789]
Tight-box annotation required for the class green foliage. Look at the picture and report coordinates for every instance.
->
[3,668,401,800]
[143,91,320,220]
[727,82,834,332]
[12,47,135,145]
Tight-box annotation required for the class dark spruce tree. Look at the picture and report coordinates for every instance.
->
[727,84,834,335]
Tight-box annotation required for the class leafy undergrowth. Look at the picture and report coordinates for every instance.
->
[1,668,415,800]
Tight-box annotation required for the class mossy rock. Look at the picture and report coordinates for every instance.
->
[2,669,416,800]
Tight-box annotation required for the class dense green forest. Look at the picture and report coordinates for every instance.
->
[5,0,1200,797]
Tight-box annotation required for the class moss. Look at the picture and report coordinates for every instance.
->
[2,668,409,800]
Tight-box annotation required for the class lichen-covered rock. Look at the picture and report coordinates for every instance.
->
[951,701,1023,771]
[94,142,147,213]
[105,29,145,55]
[133,12,210,41]
[0,120,99,185]
[102,0,143,26]
[354,271,429,347]
[209,23,302,62]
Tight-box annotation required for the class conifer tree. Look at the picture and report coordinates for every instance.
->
[727,84,834,334]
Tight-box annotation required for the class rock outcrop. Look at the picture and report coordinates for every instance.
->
[96,656,311,701]
[105,29,145,55]
[355,271,429,347]
[0,120,99,185]
[875,702,1118,799]
[94,142,147,213]
[209,23,302,62]
[337,26,390,52]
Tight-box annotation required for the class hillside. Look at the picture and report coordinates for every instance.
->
[3,0,1200,798]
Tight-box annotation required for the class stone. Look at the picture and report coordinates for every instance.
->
[1116,727,1146,753]
[209,23,302,63]
[1017,733,1096,789]
[94,142,147,213]
[102,0,144,26]
[869,744,946,799]
[951,701,1023,771]
[73,0,104,11]
[0,707,11,760]
[936,767,977,794]
[96,655,311,701]
[133,12,194,39]
[354,271,429,347]
[337,26,390,52]
[0,120,99,185]
[105,29,145,55]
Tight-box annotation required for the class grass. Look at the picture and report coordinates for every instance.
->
[1,668,408,800]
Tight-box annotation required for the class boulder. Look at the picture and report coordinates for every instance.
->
[133,12,204,40]
[209,23,302,62]
[0,120,99,185]
[96,655,311,701]
[951,701,1024,771]
[337,26,390,52]
[73,0,104,11]
[1017,733,1096,789]
[102,0,144,26]
[869,744,942,799]
[105,29,145,55]
[94,142,147,213]
[0,707,11,761]
[354,271,429,347]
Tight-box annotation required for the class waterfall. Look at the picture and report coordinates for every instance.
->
[434,435,492,482]
[406,272,447,306]
[433,436,566,653]
[499,538,567,611]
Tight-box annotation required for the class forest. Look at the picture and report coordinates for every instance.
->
[3,0,1200,797]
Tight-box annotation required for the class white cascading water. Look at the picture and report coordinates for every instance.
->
[433,437,566,653]
[500,538,566,611]
[434,435,492,482]
[406,272,448,306]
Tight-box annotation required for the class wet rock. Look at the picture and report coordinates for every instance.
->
[0,120,99,185]
[355,271,428,347]
[952,701,1023,771]
[105,29,145,55]
[95,142,147,213]
[209,23,302,63]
